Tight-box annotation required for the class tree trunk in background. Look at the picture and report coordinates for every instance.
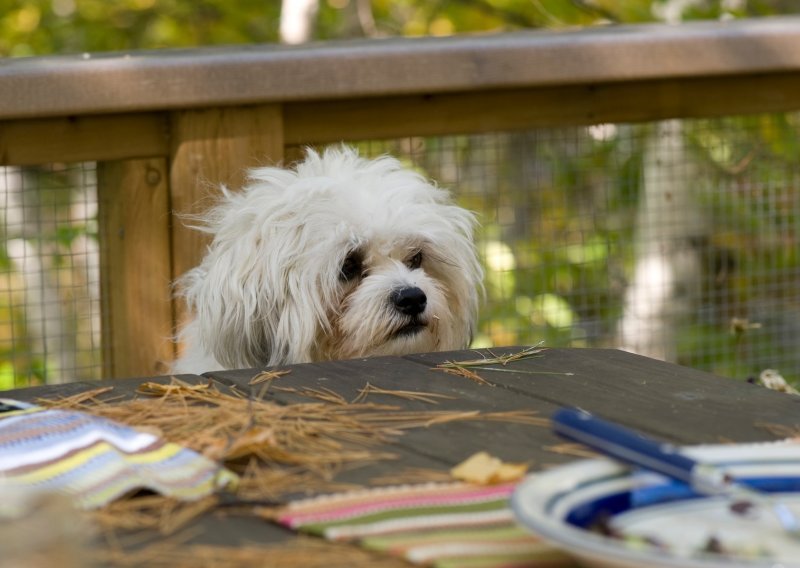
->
[617,120,705,361]
[280,0,319,44]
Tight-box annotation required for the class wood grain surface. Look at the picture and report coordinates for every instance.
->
[5,347,799,549]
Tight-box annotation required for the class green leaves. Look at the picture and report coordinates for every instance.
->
[2,0,794,58]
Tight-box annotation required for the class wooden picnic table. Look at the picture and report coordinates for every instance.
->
[3,346,800,563]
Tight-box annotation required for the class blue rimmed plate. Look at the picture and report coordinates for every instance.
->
[511,442,800,568]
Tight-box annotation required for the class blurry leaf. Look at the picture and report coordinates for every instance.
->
[759,115,800,161]
[54,224,86,247]
[0,361,15,390]
[482,240,516,271]
[564,237,608,264]
[531,293,574,328]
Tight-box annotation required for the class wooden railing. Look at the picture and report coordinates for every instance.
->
[4,16,800,378]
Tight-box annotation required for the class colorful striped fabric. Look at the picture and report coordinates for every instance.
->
[0,398,237,518]
[278,481,576,567]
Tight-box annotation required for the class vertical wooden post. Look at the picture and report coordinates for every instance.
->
[98,158,175,378]
[169,104,285,364]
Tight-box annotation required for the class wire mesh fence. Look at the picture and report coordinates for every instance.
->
[1,162,101,387]
[350,115,800,384]
[2,114,800,386]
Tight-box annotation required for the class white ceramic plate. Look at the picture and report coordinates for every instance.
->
[511,442,800,568]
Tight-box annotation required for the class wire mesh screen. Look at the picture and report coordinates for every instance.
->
[0,163,101,387]
[342,115,800,384]
[1,115,799,387]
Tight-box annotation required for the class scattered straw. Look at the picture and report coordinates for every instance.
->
[432,343,558,385]
[438,344,547,369]
[479,367,574,376]
[755,422,800,439]
[249,369,291,385]
[41,377,546,505]
[543,442,599,459]
[36,386,118,408]
[432,365,495,386]
[270,385,349,404]
[351,382,457,404]
[91,495,219,536]
[37,376,549,563]
[481,410,551,426]
[94,528,201,568]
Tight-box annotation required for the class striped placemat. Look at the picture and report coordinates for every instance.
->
[0,398,237,517]
[278,481,576,567]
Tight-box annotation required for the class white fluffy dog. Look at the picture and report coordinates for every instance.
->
[172,146,483,374]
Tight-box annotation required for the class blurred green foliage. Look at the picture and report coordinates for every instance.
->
[0,0,281,56]
[0,0,797,56]
[3,1,800,385]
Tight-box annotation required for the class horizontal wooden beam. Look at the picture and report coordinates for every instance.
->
[0,113,168,166]
[3,17,800,120]
[284,72,800,144]
[5,69,800,166]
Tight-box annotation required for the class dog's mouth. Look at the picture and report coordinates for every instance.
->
[392,319,428,338]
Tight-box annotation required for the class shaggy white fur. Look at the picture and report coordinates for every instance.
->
[172,146,483,374]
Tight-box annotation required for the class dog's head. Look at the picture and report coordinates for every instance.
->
[179,146,483,369]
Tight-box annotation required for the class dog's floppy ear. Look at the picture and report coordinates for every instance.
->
[178,242,277,370]
[419,199,484,350]
[177,171,331,369]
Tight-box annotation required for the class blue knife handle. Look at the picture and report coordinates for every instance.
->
[552,408,698,485]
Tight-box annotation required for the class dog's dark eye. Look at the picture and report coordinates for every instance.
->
[407,251,423,270]
[340,252,363,281]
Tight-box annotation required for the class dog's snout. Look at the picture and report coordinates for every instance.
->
[392,286,427,316]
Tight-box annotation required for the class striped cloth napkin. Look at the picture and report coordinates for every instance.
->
[0,398,237,517]
[277,481,576,567]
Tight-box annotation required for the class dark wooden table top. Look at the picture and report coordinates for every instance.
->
[4,346,800,554]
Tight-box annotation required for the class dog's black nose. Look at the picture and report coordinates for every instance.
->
[392,286,427,316]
